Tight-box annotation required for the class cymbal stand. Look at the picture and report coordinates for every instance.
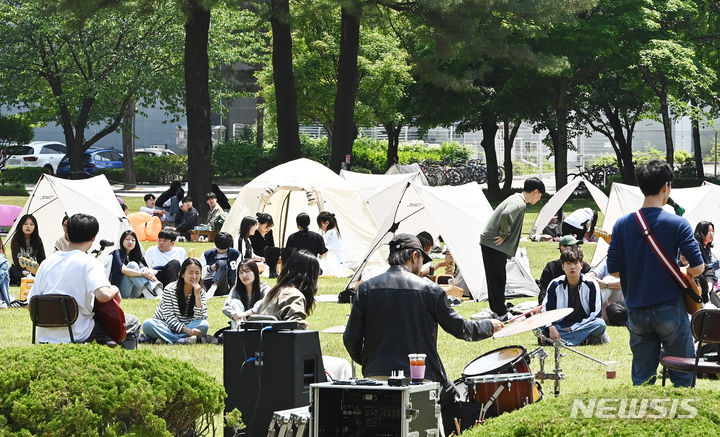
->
[530,328,609,397]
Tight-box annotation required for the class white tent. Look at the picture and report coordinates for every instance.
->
[347,181,540,301]
[590,182,720,267]
[221,158,380,269]
[340,170,426,224]
[530,177,609,238]
[386,163,430,185]
[7,174,131,256]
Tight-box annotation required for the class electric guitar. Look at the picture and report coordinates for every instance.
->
[20,256,126,342]
[591,229,702,314]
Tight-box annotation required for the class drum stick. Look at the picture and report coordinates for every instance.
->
[505,305,543,324]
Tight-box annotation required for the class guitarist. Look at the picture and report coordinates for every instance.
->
[29,214,140,349]
[607,160,703,387]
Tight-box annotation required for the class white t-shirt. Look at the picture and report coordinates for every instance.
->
[29,250,110,343]
[564,208,594,229]
[145,246,187,268]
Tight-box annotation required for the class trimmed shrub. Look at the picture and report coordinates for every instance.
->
[213,126,261,179]
[464,384,720,436]
[1,167,49,184]
[0,183,28,196]
[301,135,331,166]
[135,155,187,183]
[95,168,125,184]
[0,344,225,436]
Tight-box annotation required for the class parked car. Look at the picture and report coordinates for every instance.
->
[134,147,176,157]
[56,148,124,178]
[5,141,67,175]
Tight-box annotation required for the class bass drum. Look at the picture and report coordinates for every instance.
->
[462,345,531,378]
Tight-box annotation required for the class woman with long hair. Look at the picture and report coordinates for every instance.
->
[237,215,266,266]
[141,258,209,344]
[109,230,163,299]
[256,250,320,324]
[693,221,719,305]
[0,236,10,307]
[317,211,346,277]
[250,212,281,278]
[222,260,271,329]
[10,214,46,285]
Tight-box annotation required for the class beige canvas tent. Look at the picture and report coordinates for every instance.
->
[7,174,131,257]
[347,181,540,301]
[221,158,380,269]
[530,177,608,239]
[590,182,720,267]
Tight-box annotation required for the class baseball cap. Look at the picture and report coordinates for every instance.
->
[389,233,433,264]
[559,235,583,247]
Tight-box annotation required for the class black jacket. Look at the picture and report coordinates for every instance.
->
[343,265,494,385]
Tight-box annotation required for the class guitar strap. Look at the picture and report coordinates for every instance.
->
[633,210,700,303]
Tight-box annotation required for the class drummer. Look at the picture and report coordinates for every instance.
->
[343,234,503,436]
[540,246,608,346]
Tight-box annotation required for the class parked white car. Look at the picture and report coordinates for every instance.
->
[134,147,177,157]
[5,141,68,175]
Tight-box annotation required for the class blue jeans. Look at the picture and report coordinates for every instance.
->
[120,262,162,299]
[627,298,694,387]
[542,318,607,346]
[142,318,209,344]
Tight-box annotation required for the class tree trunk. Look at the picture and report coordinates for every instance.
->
[184,1,212,219]
[121,98,137,188]
[69,135,85,179]
[330,4,362,173]
[603,108,636,184]
[480,112,500,199]
[502,120,520,192]
[270,0,302,164]
[659,87,674,167]
[255,97,264,174]
[554,100,569,189]
[691,102,703,183]
[385,123,401,170]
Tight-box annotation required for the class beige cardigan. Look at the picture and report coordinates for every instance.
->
[256,286,308,323]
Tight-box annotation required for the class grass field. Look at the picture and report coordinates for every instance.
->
[1,193,714,434]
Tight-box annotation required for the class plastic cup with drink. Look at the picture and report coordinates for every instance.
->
[605,361,617,379]
[408,353,427,383]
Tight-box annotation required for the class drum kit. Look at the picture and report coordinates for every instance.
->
[322,307,613,421]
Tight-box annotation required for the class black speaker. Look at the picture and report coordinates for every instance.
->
[224,329,326,437]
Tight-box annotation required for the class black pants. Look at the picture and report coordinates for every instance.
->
[154,259,181,287]
[561,222,585,241]
[264,246,281,275]
[87,313,141,350]
[9,264,26,286]
[481,244,508,316]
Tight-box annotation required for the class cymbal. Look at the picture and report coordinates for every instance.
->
[322,325,346,334]
[493,308,573,338]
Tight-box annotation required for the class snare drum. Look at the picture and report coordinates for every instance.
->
[462,345,531,378]
[465,373,535,418]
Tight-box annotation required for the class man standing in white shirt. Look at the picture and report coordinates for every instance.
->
[144,229,187,286]
[30,213,140,348]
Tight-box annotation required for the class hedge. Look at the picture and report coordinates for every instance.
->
[0,344,225,436]
[465,384,720,436]
[135,155,187,183]
[1,167,49,184]
[0,183,28,196]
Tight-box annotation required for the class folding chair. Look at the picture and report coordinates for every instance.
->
[29,294,79,344]
[661,309,720,387]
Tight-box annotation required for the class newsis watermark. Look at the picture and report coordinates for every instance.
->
[570,398,698,419]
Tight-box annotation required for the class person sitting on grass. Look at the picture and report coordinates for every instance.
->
[540,245,607,346]
[144,230,187,287]
[537,235,591,304]
[109,230,163,299]
[200,231,240,298]
[222,260,270,329]
[0,235,10,308]
[54,215,71,253]
[141,258,209,345]
[10,214,46,285]
[169,196,199,241]
[205,192,225,231]
[139,193,166,219]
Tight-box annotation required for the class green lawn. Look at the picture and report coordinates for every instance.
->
[2,193,713,435]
